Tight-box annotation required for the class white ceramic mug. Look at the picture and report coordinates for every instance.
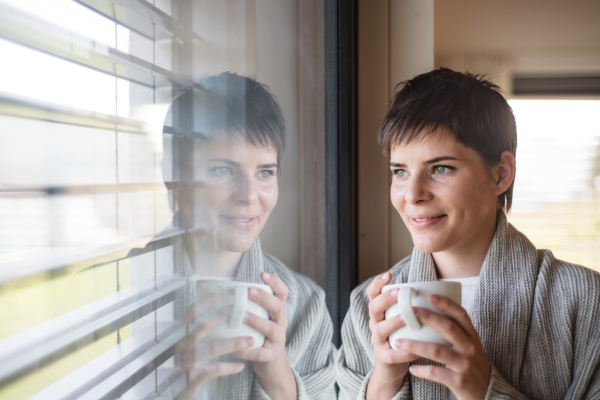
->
[195,279,273,349]
[382,281,461,349]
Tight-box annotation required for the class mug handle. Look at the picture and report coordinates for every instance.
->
[398,287,421,330]
[229,286,248,329]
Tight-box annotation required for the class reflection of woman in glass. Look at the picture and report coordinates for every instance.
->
[337,69,600,400]
[173,73,335,400]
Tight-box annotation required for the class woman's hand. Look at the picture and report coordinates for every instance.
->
[175,296,253,400]
[366,273,420,400]
[395,294,491,400]
[233,272,297,400]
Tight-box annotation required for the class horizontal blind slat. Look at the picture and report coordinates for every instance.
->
[75,0,197,44]
[0,279,185,388]
[28,322,181,400]
[0,3,184,87]
[0,229,185,285]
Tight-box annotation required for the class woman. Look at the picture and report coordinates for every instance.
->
[337,68,600,400]
[161,72,335,400]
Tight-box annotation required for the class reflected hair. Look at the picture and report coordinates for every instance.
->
[378,68,517,212]
[194,72,286,166]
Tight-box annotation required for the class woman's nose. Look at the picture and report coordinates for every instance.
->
[404,175,431,204]
[232,174,258,204]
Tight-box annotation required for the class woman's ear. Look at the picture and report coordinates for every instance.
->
[493,151,516,195]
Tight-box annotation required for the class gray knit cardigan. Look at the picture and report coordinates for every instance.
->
[336,211,600,399]
[170,237,336,400]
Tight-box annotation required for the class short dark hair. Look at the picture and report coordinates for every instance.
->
[194,72,286,165]
[378,68,517,212]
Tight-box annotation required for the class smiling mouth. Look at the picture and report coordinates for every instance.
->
[410,214,447,228]
[219,215,257,228]
[414,216,444,222]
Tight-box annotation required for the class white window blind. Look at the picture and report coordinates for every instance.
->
[0,0,196,398]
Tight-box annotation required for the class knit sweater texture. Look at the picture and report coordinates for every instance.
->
[170,237,336,400]
[336,211,600,400]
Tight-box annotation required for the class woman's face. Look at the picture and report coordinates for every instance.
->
[196,137,279,252]
[389,128,500,255]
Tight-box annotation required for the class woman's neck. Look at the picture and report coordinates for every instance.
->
[184,235,243,278]
[432,212,498,279]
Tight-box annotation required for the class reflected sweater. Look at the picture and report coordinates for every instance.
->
[336,211,600,399]
[173,238,336,400]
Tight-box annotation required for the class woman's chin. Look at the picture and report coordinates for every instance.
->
[217,236,256,253]
[412,235,449,254]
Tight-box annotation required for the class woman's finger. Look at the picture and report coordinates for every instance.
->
[430,295,478,338]
[233,346,274,362]
[413,307,470,349]
[396,339,458,366]
[377,348,421,365]
[368,288,401,322]
[248,287,285,323]
[261,272,289,303]
[375,313,407,339]
[243,311,279,339]
[175,362,245,400]
[408,364,454,388]
[366,272,392,301]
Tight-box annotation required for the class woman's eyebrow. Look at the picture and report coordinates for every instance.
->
[258,163,278,169]
[389,156,458,169]
[423,156,458,165]
[207,158,240,166]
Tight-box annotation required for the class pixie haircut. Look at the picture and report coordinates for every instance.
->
[193,72,286,165]
[378,68,517,212]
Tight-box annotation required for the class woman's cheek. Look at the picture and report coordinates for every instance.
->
[389,183,405,210]
[259,185,279,215]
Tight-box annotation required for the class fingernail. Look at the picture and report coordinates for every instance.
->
[249,288,259,297]
[243,311,250,322]
[395,339,404,348]
[246,336,254,347]
[262,272,271,280]
[431,294,440,302]
[398,314,404,322]
[413,307,420,316]
[390,288,399,297]
[381,273,390,281]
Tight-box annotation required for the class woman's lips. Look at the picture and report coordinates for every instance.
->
[219,215,257,228]
[410,215,447,229]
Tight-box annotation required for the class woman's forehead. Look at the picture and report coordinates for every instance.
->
[390,129,466,158]
[203,137,278,164]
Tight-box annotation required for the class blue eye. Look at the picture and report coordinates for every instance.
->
[211,167,232,176]
[396,169,407,177]
[257,170,273,178]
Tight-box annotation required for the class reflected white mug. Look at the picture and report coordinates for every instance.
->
[382,281,461,349]
[195,279,273,349]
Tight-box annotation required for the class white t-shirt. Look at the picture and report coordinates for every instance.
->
[440,276,480,316]
[439,276,480,400]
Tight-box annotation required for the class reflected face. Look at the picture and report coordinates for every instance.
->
[389,128,498,254]
[197,138,279,252]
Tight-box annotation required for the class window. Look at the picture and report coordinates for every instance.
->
[507,99,600,272]
[0,0,350,398]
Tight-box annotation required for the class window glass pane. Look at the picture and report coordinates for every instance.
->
[507,99,600,271]
[0,0,331,398]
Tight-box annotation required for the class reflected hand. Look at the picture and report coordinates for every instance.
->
[366,273,419,400]
[233,272,297,400]
[396,295,491,400]
[174,295,254,400]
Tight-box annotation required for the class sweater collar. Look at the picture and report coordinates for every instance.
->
[405,210,540,397]
[234,237,265,284]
